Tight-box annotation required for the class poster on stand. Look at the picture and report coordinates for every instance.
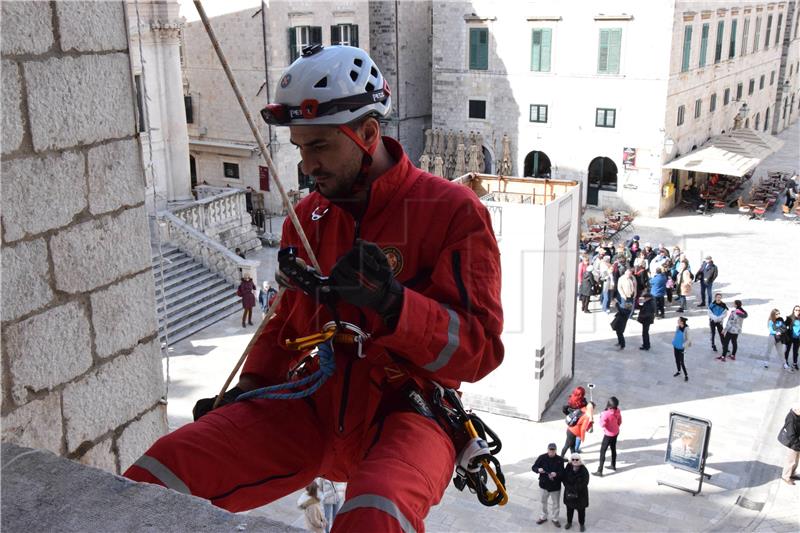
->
[665,412,711,473]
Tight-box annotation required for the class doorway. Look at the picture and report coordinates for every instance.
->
[587,156,617,206]
[523,150,552,178]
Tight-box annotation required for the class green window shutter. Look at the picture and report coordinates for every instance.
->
[540,28,552,72]
[351,24,359,47]
[469,28,479,69]
[289,27,297,63]
[311,26,322,46]
[331,25,340,45]
[607,29,622,74]
[531,29,541,71]
[729,19,737,58]
[681,25,692,72]
[714,20,724,63]
[699,23,709,67]
[597,29,609,73]
[478,28,488,69]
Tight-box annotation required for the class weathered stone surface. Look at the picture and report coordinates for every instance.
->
[50,207,151,293]
[1,238,53,322]
[1,443,302,532]
[78,436,117,474]
[87,138,145,215]
[62,340,164,452]
[0,1,53,56]
[5,300,93,404]
[117,406,168,472]
[25,54,135,152]
[0,394,62,455]
[1,151,86,242]
[91,271,158,358]
[1,60,23,155]
[56,1,128,53]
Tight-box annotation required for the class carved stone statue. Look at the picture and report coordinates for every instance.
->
[433,155,445,177]
[423,128,433,155]
[467,144,481,173]
[476,133,485,171]
[454,143,467,177]
[498,133,512,175]
[418,153,431,173]
[434,129,445,156]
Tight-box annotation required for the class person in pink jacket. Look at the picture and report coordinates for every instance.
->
[593,397,622,477]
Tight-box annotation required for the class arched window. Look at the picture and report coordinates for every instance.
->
[523,150,552,178]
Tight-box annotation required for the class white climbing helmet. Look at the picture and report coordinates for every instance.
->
[261,45,391,126]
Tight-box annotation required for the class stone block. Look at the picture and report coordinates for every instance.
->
[1,60,23,154]
[0,393,63,455]
[50,206,151,293]
[78,436,117,474]
[91,271,158,358]
[56,1,128,52]
[87,138,145,215]
[5,300,93,404]
[117,405,168,472]
[1,238,54,322]
[1,150,86,242]
[25,54,135,152]
[62,340,164,452]
[0,1,53,55]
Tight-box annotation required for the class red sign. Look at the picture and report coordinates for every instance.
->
[259,165,270,191]
[622,147,637,168]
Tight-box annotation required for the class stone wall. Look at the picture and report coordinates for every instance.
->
[1,0,167,474]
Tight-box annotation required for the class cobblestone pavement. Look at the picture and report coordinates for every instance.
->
[164,122,799,531]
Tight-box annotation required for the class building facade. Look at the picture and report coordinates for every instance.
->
[432,0,800,217]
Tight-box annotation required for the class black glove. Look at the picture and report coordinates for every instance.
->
[192,386,244,421]
[330,240,403,325]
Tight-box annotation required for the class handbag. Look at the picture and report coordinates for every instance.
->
[565,490,579,501]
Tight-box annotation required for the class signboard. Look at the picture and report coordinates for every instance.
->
[259,165,270,191]
[665,412,711,473]
[622,147,637,168]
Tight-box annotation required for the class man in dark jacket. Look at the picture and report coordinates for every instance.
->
[778,406,800,484]
[637,292,656,350]
[694,256,718,307]
[533,443,564,527]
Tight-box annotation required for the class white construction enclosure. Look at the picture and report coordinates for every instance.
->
[456,174,582,421]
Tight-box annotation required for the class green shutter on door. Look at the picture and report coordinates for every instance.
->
[531,29,541,71]
[289,27,297,62]
[351,25,359,47]
[469,28,488,70]
[681,26,692,72]
[469,28,479,68]
[540,28,551,72]
[331,25,340,45]
[607,28,622,74]
[598,29,609,73]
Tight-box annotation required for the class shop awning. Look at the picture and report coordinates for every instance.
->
[662,128,785,177]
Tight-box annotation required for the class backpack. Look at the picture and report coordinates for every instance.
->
[565,408,582,427]
[775,319,788,343]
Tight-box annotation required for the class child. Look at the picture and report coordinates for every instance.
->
[672,316,692,381]
[297,483,326,533]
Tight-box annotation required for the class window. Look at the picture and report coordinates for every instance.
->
[736,82,743,100]
[529,104,548,123]
[783,96,789,119]
[597,28,622,74]
[724,87,730,105]
[729,18,737,58]
[694,98,702,118]
[468,99,486,119]
[760,74,765,89]
[331,24,359,46]
[753,16,762,53]
[710,93,717,112]
[741,18,750,56]
[764,108,770,131]
[677,105,685,126]
[765,14,772,49]
[530,28,552,72]
[714,20,724,63]
[469,28,489,70]
[595,108,616,127]
[699,23,709,67]
[134,74,146,133]
[289,26,322,63]
[755,112,761,130]
[681,25,692,72]
[776,14,783,46]
[748,78,755,95]
[184,95,193,124]
[771,70,775,85]
[223,162,240,179]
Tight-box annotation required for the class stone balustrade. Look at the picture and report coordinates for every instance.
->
[158,211,258,285]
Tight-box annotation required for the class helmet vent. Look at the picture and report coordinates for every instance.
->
[353,58,363,67]
[365,82,375,92]
[314,77,328,88]
[370,66,378,77]
[349,70,359,82]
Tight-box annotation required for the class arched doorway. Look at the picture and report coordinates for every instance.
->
[482,145,493,174]
[523,150,552,178]
[755,112,761,130]
[587,156,617,205]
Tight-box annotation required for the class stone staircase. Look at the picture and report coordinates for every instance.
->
[152,245,241,345]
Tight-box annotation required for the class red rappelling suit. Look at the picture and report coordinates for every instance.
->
[124,138,504,532]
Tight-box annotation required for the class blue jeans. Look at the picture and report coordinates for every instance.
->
[324,503,338,533]
[602,291,611,312]
[678,295,687,309]
[705,282,714,305]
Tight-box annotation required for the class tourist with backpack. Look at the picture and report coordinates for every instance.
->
[562,402,595,457]
[783,305,800,372]
[719,300,748,361]
[764,309,785,369]
[707,294,728,353]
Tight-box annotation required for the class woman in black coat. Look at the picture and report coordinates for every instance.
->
[562,453,590,531]
[637,292,656,350]
[578,267,596,313]
[610,298,630,349]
